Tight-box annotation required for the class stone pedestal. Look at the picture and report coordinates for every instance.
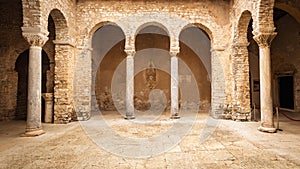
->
[42,93,53,123]
[253,32,277,133]
[170,50,180,119]
[22,27,48,136]
[125,50,135,119]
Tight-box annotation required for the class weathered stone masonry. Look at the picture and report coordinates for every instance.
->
[0,0,299,135]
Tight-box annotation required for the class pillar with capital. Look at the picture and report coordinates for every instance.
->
[170,47,180,119]
[253,32,277,133]
[21,27,49,136]
[125,48,135,119]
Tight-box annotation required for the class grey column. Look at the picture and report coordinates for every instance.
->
[125,50,135,119]
[170,50,180,119]
[253,32,277,133]
[22,28,48,136]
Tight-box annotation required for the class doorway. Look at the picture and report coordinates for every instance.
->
[279,76,294,110]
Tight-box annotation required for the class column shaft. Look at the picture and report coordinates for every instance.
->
[171,56,179,118]
[253,32,277,133]
[25,46,45,136]
[259,46,275,131]
[126,55,135,119]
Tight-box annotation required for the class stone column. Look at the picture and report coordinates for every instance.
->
[170,49,180,119]
[42,93,53,123]
[253,32,277,133]
[22,27,48,136]
[125,49,135,119]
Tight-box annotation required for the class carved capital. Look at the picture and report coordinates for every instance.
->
[22,27,49,47]
[124,49,136,57]
[253,32,277,48]
[169,47,180,57]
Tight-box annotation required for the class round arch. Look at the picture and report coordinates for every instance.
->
[47,8,69,41]
[89,21,125,40]
[236,10,253,43]
[134,24,170,52]
[181,23,214,44]
[275,3,300,24]
[134,21,170,41]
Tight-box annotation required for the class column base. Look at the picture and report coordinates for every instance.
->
[170,115,180,119]
[258,126,276,133]
[21,129,45,137]
[125,115,135,120]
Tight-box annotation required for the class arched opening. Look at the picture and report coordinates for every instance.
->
[93,24,126,112]
[47,9,72,123]
[134,25,171,113]
[48,9,68,41]
[179,26,211,112]
[271,7,300,112]
[14,50,50,120]
[247,18,260,120]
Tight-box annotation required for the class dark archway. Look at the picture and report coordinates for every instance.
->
[93,24,126,112]
[179,26,211,111]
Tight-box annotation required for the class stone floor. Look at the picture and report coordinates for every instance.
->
[0,110,300,169]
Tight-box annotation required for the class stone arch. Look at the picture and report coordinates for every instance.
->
[134,22,171,51]
[86,21,126,48]
[134,24,170,52]
[275,3,300,24]
[181,23,214,44]
[48,8,69,41]
[91,24,126,112]
[235,10,253,44]
[89,21,125,41]
[90,22,126,66]
[178,26,212,110]
[134,22,170,40]
[179,25,212,79]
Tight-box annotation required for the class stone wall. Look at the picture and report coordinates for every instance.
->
[76,0,231,119]
[3,0,298,123]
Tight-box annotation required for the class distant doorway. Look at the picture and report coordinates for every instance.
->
[279,76,294,110]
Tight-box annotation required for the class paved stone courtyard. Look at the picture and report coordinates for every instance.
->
[0,111,300,169]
